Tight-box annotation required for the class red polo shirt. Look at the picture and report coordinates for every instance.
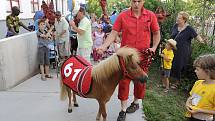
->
[113,8,160,51]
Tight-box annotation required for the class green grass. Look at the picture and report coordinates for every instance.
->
[142,63,187,121]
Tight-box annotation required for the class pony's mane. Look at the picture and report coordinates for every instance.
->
[116,47,140,64]
[92,47,140,83]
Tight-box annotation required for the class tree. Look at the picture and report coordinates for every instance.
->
[185,0,215,35]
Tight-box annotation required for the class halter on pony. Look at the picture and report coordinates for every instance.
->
[118,55,140,80]
[118,49,153,82]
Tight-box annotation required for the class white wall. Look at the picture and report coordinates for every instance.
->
[0,32,38,90]
[19,0,35,19]
[0,1,8,20]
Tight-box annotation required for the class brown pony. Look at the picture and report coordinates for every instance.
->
[60,47,148,121]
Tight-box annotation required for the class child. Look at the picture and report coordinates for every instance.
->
[160,39,177,92]
[185,54,215,121]
[37,19,53,81]
[102,25,120,58]
[92,24,105,62]
[91,14,98,33]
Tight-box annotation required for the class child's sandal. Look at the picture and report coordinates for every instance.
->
[170,84,178,89]
[45,75,53,78]
[164,89,169,93]
[41,76,47,81]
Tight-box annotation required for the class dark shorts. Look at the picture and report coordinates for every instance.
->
[161,68,171,77]
[6,31,15,37]
[70,36,78,51]
[38,46,50,65]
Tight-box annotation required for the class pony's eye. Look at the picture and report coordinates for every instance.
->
[131,63,137,69]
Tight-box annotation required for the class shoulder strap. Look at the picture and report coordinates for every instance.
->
[174,24,189,40]
[174,31,181,40]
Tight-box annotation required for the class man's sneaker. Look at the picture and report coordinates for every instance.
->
[126,102,139,113]
[117,111,126,121]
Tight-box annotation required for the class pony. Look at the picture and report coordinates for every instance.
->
[60,47,148,121]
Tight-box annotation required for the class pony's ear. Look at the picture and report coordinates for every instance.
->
[129,54,133,57]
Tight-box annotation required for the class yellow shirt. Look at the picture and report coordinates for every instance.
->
[185,80,215,118]
[162,48,174,69]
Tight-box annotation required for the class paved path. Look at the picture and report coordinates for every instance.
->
[0,71,145,121]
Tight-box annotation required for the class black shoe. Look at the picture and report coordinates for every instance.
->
[74,103,79,107]
[117,111,126,121]
[126,102,139,113]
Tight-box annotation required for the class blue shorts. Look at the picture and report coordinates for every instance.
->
[161,68,171,78]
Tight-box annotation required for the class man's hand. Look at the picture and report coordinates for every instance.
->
[52,32,56,37]
[148,47,156,53]
[96,45,107,54]
[69,20,76,28]
[28,28,33,32]
[13,32,18,35]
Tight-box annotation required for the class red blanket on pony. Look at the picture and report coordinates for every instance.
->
[61,55,92,97]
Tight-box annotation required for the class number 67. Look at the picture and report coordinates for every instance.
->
[64,63,82,81]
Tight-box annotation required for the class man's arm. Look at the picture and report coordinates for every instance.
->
[19,22,31,31]
[103,30,118,48]
[196,35,207,44]
[150,30,161,52]
[72,25,85,35]
[97,30,119,53]
[59,30,67,37]
[70,20,85,35]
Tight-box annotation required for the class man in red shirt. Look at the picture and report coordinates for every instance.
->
[97,0,160,121]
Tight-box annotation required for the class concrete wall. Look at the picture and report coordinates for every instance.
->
[0,32,38,90]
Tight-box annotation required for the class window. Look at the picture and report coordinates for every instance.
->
[31,0,39,13]
[7,0,20,13]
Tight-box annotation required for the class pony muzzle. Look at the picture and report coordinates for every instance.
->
[137,75,149,83]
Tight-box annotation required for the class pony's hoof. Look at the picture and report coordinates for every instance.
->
[96,118,100,121]
[74,103,79,107]
[68,108,72,113]
[96,116,101,121]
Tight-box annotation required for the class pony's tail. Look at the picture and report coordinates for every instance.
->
[60,80,67,101]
